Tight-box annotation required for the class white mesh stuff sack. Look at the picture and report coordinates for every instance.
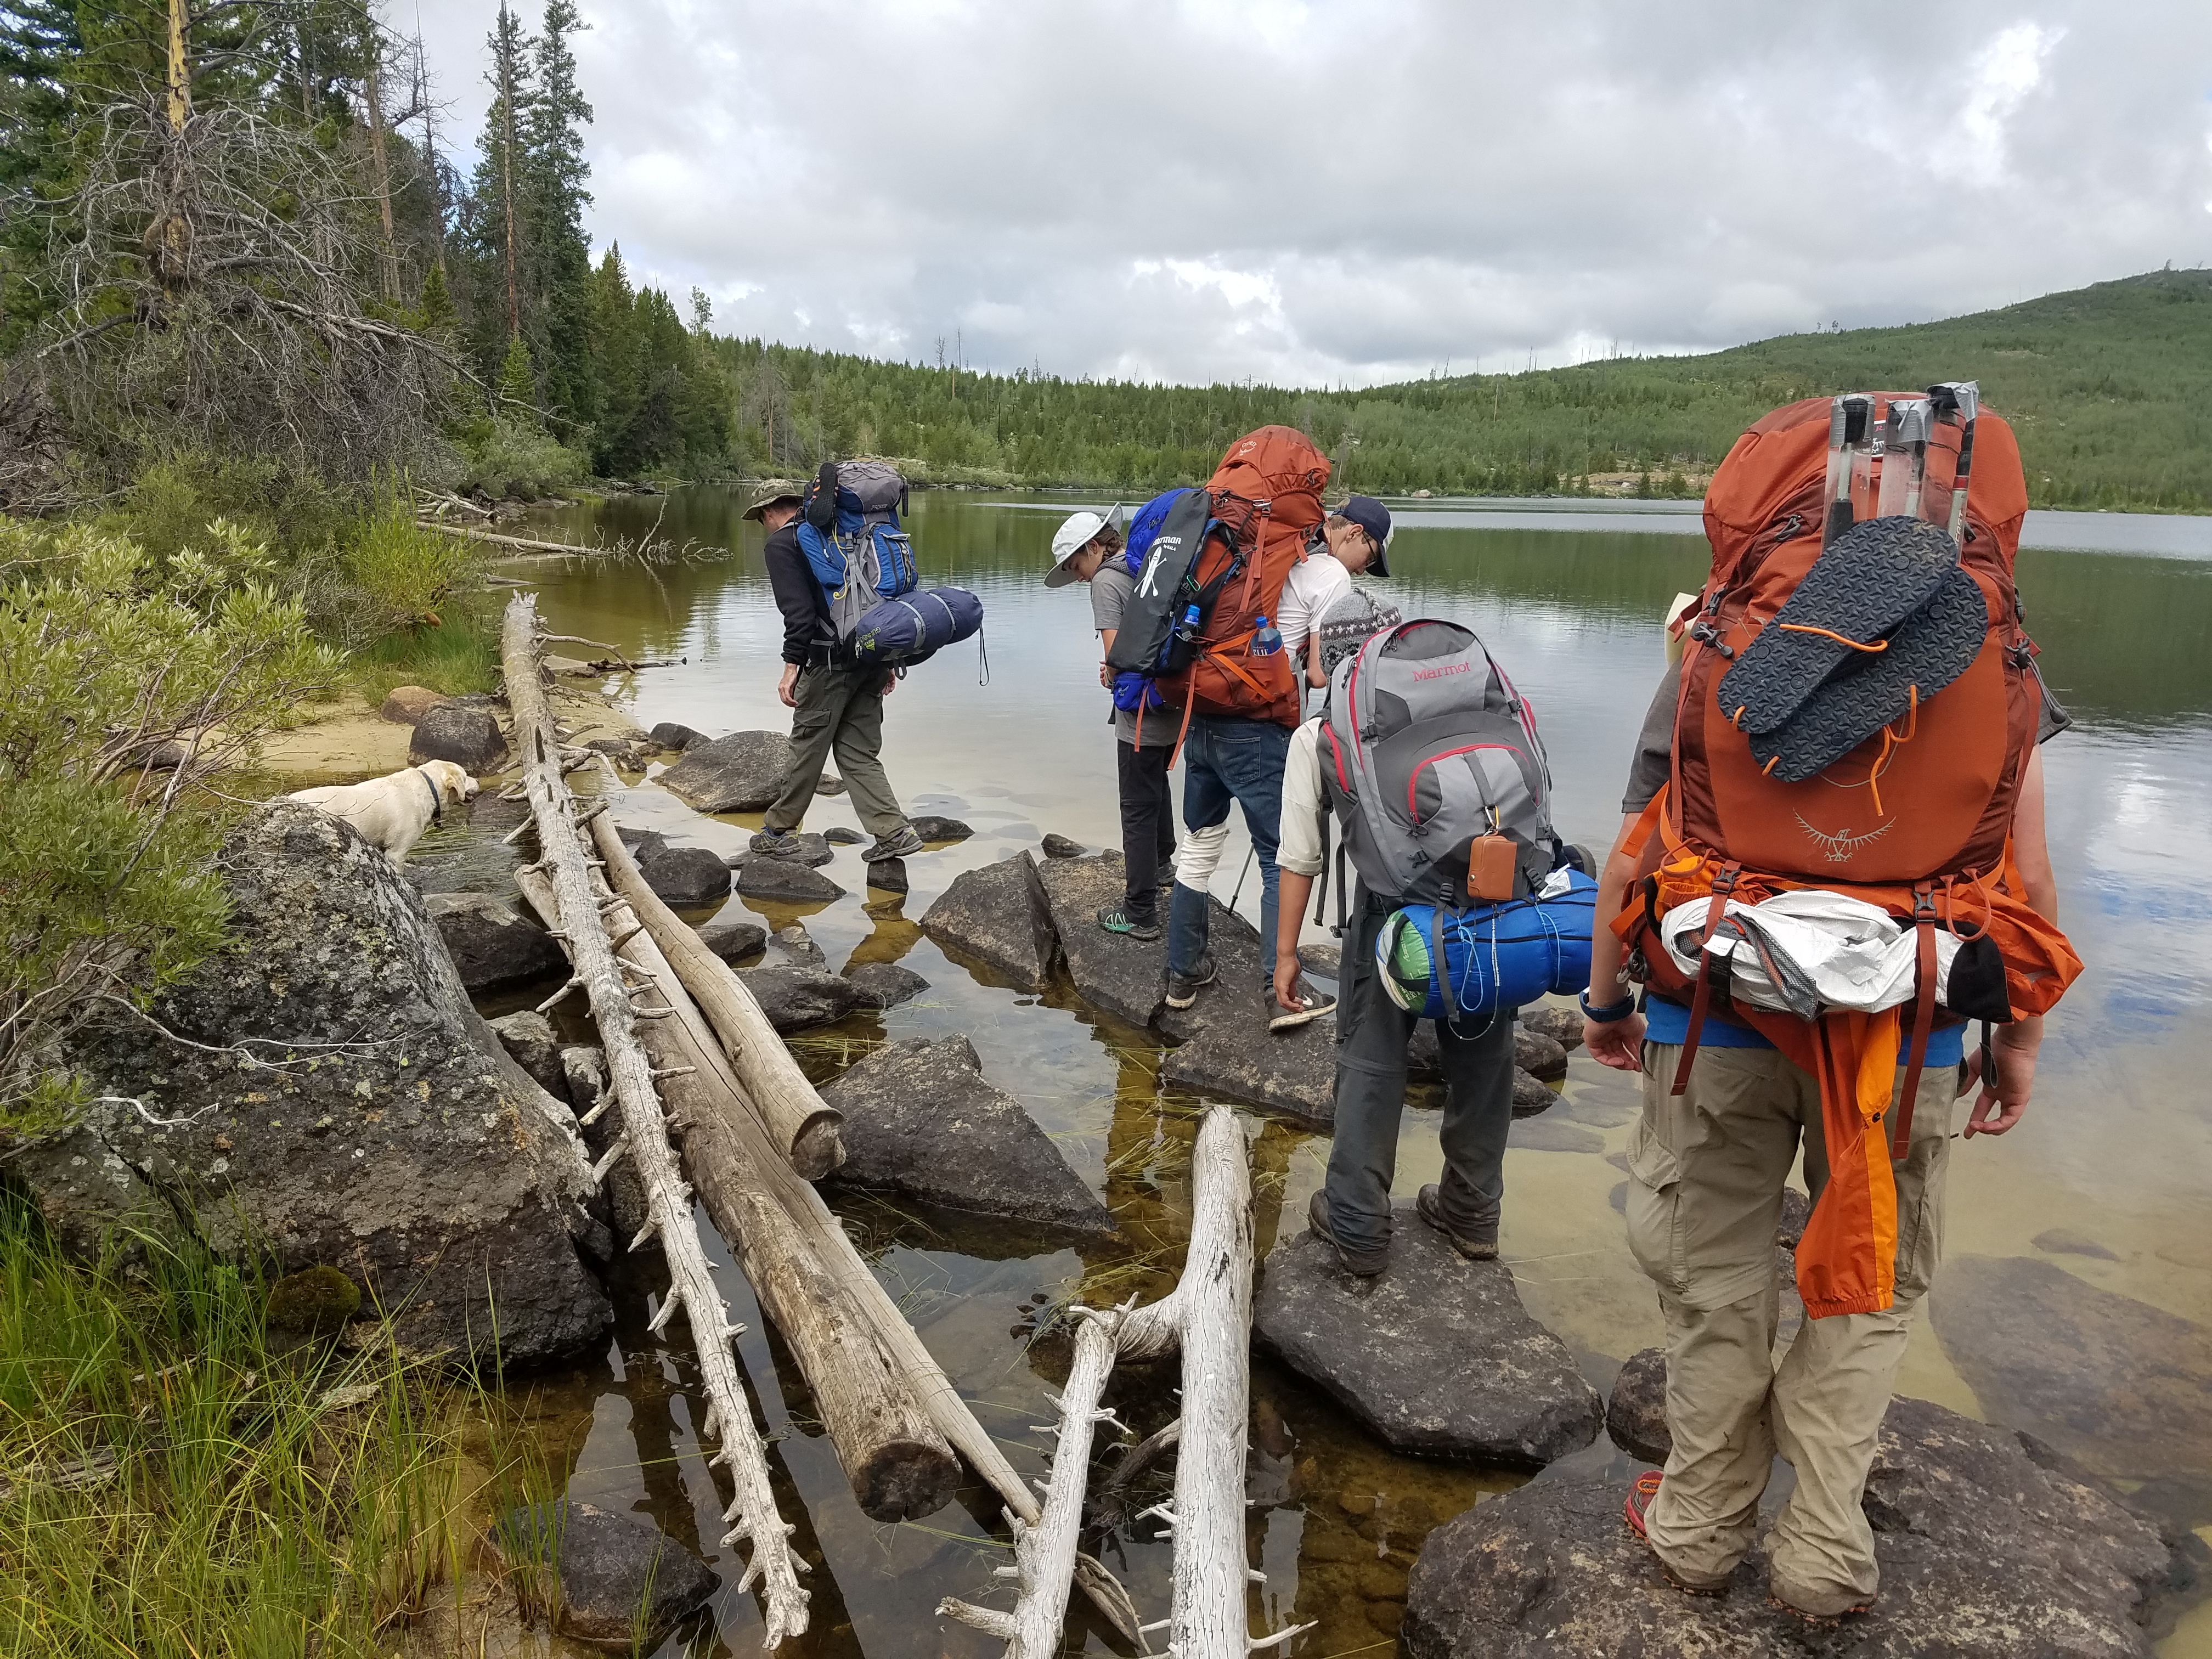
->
[1659,888,1960,1017]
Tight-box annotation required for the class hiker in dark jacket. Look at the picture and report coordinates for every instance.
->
[746,486,922,863]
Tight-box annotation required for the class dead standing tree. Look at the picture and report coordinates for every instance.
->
[0,1,455,502]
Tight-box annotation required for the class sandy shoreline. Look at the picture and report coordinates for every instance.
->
[255,677,646,786]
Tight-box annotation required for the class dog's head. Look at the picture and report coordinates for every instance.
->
[422,759,481,806]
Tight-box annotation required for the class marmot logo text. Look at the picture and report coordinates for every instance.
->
[1410,663,1473,682]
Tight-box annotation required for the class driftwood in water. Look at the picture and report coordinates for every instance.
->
[499,595,809,1646]
[939,1107,1293,1659]
[515,862,960,1521]
[585,793,845,1178]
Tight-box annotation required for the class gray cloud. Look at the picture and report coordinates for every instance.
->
[413,0,2212,386]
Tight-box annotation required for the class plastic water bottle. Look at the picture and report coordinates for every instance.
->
[1250,614,1283,657]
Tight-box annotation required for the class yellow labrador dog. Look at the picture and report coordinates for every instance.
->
[288,760,479,866]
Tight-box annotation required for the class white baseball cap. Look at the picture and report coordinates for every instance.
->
[1044,504,1125,587]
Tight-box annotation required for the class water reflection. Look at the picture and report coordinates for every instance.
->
[493,486,2212,1655]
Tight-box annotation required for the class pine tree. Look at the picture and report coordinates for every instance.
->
[497,332,538,424]
[522,0,594,428]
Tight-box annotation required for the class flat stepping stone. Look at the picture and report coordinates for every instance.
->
[919,853,1056,992]
[1255,1205,1601,1464]
[659,730,792,812]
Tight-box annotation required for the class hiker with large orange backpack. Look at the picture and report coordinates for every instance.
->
[1106,425,1346,1030]
[1583,387,2081,1620]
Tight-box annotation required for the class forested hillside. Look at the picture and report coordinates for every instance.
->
[718,269,2212,511]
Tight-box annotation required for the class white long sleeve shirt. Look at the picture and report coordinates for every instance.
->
[1277,716,1330,878]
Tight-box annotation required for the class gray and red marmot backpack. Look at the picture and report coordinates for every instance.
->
[1319,618,1564,913]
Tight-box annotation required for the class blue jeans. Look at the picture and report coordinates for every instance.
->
[1167,714,1290,985]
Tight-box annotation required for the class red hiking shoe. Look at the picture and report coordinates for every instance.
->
[1623,1471,1731,1597]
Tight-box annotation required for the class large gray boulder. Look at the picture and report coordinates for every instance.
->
[1933,1253,2212,1487]
[820,1036,1116,1239]
[1604,1345,1671,1464]
[1033,851,1166,1027]
[918,853,1057,992]
[844,961,929,1011]
[1255,1207,1601,1464]
[408,702,508,772]
[657,729,793,812]
[496,1499,716,1648]
[424,891,565,991]
[20,804,610,1367]
[1160,1020,1336,1127]
[1403,1395,2181,1659]
[633,843,730,909]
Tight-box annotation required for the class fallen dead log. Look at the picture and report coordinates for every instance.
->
[499,595,808,1646]
[940,1108,1293,1659]
[421,521,618,557]
[585,792,845,1178]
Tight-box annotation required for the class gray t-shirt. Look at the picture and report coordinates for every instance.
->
[1091,564,1181,744]
[1621,659,2073,814]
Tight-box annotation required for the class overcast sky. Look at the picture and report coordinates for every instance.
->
[410,1,2212,389]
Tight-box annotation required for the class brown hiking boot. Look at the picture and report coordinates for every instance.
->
[1306,1189,1387,1277]
[1415,1183,1499,1261]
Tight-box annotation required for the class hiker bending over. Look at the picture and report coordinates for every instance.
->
[1283,495,1392,689]
[1043,504,1178,941]
[747,483,923,864]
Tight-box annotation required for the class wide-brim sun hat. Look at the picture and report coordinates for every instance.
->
[741,484,803,522]
[1044,504,1125,587]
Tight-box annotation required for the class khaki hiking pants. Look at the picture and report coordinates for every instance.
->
[1626,1043,1954,1615]
[764,663,909,839]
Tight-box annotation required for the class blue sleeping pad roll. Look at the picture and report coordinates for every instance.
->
[847,586,983,668]
[1376,871,1598,1024]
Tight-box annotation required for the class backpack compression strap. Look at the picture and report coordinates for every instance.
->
[1890,883,1940,1158]
[1669,860,1742,1096]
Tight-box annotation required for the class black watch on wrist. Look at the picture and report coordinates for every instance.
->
[1579,988,1637,1024]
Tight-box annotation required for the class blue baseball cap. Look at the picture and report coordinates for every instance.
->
[1338,496,1393,577]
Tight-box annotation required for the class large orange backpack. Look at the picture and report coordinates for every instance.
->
[1185,426,1330,727]
[1621,393,2083,1318]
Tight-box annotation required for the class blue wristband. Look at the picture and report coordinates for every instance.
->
[1579,988,1637,1024]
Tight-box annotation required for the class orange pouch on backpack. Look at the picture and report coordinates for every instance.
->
[1467,835,1517,901]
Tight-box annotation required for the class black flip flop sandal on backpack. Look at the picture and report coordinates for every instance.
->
[1748,565,1987,783]
[1718,517,1960,738]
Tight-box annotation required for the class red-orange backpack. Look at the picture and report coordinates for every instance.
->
[1105,425,1329,737]
[1618,390,2082,1319]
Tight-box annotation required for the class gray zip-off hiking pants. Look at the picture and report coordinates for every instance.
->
[764,663,909,838]
[1323,891,1519,1256]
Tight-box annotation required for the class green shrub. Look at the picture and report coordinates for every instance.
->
[452,416,588,500]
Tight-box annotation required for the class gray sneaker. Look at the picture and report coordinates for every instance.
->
[1267,980,1336,1032]
[1416,1183,1499,1261]
[751,828,803,857]
[866,826,925,861]
[1307,1189,1388,1277]
[1164,953,1216,1010]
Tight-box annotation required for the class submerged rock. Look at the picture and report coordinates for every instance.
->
[909,814,973,843]
[1255,1208,1601,1465]
[919,852,1057,992]
[22,804,609,1366]
[1515,1028,1568,1081]
[647,720,710,752]
[1040,832,1085,859]
[1934,1253,2212,1485]
[735,857,844,904]
[1405,1395,2180,1659]
[497,1500,716,1649]
[735,966,865,1033]
[658,729,793,812]
[1161,1019,1336,1127]
[2033,1226,2123,1262]
[633,843,730,908]
[821,1036,1115,1238]
[408,703,508,772]
[1511,1069,1555,1116]
[424,891,566,992]
[747,831,833,869]
[693,919,766,963]
[771,923,826,969]
[845,962,929,1011]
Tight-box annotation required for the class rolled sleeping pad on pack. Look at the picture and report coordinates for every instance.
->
[1377,869,1598,1023]
[847,585,983,668]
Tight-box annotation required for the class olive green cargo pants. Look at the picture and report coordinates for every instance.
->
[763,663,909,839]
[1626,1043,1955,1615]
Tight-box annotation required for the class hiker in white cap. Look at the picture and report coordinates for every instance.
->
[1045,505,1178,940]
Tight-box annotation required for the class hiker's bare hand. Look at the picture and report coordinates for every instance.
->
[1272,958,1306,1015]
[1961,1027,2038,1137]
[1099,662,1114,689]
[1585,1012,1645,1073]
[880,670,897,696]
[777,663,800,708]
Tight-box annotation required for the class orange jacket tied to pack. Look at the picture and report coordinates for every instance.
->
[1622,395,2081,1319]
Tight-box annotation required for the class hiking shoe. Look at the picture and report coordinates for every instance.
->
[1768,1576,1876,1623]
[1267,980,1336,1032]
[1097,905,1162,942]
[865,826,925,862]
[1163,954,1216,1010]
[1306,1189,1388,1277]
[1623,1472,1732,1597]
[1415,1183,1499,1261]
[751,828,803,857]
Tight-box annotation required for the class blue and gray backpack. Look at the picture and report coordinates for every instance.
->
[797,460,982,668]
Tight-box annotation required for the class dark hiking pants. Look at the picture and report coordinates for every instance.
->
[1116,738,1176,926]
[764,663,909,838]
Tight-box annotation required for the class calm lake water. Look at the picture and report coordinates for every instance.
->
[453,488,2212,1656]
